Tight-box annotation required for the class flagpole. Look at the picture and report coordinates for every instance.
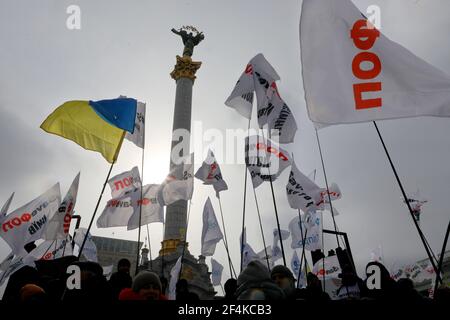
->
[315,129,340,247]
[161,219,165,276]
[296,209,307,287]
[241,118,251,272]
[77,161,115,260]
[220,283,225,296]
[297,228,308,288]
[218,196,237,279]
[321,211,326,292]
[146,224,153,270]
[260,128,287,267]
[373,121,441,279]
[433,219,449,293]
[135,146,146,276]
[252,187,271,271]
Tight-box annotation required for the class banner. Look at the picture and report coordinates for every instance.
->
[211,258,223,286]
[73,228,98,262]
[158,154,194,206]
[288,212,322,251]
[28,237,73,261]
[312,255,341,280]
[225,54,279,119]
[108,167,141,199]
[168,256,182,300]
[300,0,450,128]
[44,173,80,240]
[195,149,228,198]
[0,184,61,254]
[127,184,164,230]
[0,192,15,222]
[201,197,223,256]
[125,101,146,148]
[286,162,323,212]
[245,135,291,188]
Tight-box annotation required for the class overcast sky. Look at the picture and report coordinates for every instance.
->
[1,0,449,292]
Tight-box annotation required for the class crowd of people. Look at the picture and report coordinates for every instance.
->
[1,256,449,302]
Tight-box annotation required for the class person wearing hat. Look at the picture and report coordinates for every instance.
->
[119,271,168,300]
[270,265,302,300]
[236,260,285,300]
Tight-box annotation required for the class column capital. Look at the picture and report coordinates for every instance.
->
[170,55,202,81]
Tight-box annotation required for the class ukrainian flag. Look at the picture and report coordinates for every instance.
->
[40,99,136,163]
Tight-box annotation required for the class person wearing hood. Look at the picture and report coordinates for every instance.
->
[236,260,285,300]
[336,264,367,300]
[119,271,167,300]
[109,258,132,299]
[270,265,303,300]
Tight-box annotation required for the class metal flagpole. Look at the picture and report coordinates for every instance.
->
[218,196,237,279]
[241,118,251,273]
[434,219,449,293]
[135,146,146,276]
[296,209,307,287]
[373,121,441,279]
[259,128,287,267]
[297,229,308,288]
[315,129,340,247]
[77,161,116,260]
[252,187,271,271]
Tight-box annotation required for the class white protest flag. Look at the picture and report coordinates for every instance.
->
[242,242,259,269]
[201,197,223,256]
[300,0,450,128]
[288,212,322,251]
[286,161,323,212]
[370,245,383,263]
[108,166,141,199]
[257,246,272,264]
[245,135,291,188]
[127,184,164,230]
[195,149,228,198]
[103,264,114,280]
[312,255,341,280]
[0,184,61,255]
[0,252,14,272]
[0,253,35,286]
[0,192,15,222]
[168,256,182,300]
[260,83,298,144]
[125,101,146,148]
[44,173,80,240]
[211,258,224,286]
[317,183,342,208]
[97,187,140,228]
[158,154,194,206]
[273,228,290,243]
[291,251,301,278]
[28,237,73,261]
[74,227,97,262]
[225,53,279,119]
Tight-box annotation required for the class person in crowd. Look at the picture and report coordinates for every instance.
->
[336,264,367,300]
[119,271,167,300]
[235,260,285,300]
[396,278,424,302]
[296,272,331,301]
[176,279,200,301]
[223,278,237,300]
[109,258,132,299]
[364,261,398,300]
[19,284,48,303]
[62,261,113,302]
[270,265,303,299]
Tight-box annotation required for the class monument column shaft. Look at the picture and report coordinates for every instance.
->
[164,77,193,241]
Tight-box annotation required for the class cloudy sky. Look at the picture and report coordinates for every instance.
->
[1,0,449,293]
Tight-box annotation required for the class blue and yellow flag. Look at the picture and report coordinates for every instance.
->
[89,98,137,133]
[40,100,126,163]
